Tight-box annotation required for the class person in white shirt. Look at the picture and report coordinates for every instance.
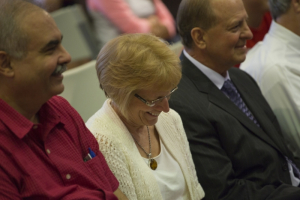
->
[86,33,204,200]
[240,0,300,154]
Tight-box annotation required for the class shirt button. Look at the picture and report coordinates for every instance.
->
[46,149,51,154]
[32,125,38,129]
[66,174,71,180]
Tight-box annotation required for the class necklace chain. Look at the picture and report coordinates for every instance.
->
[131,126,151,159]
[130,126,158,170]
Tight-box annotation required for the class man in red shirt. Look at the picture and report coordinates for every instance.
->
[0,0,127,199]
[234,0,271,67]
[243,0,271,49]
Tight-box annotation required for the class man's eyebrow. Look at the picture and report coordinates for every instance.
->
[40,36,63,52]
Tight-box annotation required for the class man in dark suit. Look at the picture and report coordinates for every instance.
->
[169,0,300,199]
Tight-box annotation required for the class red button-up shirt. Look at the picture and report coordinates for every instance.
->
[235,12,272,68]
[247,12,272,49]
[0,96,119,200]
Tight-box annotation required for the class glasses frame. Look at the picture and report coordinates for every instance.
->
[134,87,178,107]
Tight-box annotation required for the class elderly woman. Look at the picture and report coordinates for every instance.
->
[86,33,204,200]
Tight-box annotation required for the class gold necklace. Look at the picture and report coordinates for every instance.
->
[130,126,157,170]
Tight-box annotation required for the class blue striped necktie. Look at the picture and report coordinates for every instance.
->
[221,79,260,127]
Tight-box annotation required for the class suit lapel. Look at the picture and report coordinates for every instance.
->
[230,72,292,157]
[180,53,285,154]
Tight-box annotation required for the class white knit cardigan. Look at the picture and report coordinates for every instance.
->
[86,99,205,200]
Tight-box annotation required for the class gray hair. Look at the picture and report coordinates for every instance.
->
[269,0,292,20]
[0,0,39,59]
[177,0,217,48]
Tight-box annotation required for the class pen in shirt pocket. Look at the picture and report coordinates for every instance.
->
[83,147,96,162]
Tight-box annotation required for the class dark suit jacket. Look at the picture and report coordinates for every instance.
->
[169,53,300,200]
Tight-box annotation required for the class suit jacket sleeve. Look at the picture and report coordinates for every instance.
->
[169,69,300,200]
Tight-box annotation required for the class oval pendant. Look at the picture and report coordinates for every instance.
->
[149,159,157,170]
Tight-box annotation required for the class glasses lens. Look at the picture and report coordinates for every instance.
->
[166,94,172,100]
[138,87,177,107]
[158,97,165,103]
[146,101,155,107]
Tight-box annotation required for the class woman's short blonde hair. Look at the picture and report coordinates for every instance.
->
[96,33,182,118]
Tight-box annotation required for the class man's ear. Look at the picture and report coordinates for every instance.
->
[0,51,14,77]
[191,27,207,49]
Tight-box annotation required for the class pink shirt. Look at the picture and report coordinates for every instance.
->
[0,96,118,200]
[87,0,175,37]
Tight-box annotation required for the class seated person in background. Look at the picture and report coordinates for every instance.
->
[0,1,127,199]
[161,0,183,43]
[85,33,204,200]
[243,0,271,49]
[25,0,87,13]
[161,0,181,22]
[235,0,271,67]
[170,0,300,199]
[86,0,176,49]
[241,0,300,158]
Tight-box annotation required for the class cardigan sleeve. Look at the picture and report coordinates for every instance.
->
[171,110,205,199]
[93,133,138,200]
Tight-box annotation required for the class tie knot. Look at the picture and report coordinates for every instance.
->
[222,80,236,91]
[221,79,238,97]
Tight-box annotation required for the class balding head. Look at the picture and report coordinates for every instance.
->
[0,0,42,59]
[177,0,217,48]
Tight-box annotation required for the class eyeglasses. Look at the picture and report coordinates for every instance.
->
[134,87,178,107]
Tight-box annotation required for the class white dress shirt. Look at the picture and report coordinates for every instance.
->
[240,21,300,153]
[183,50,230,88]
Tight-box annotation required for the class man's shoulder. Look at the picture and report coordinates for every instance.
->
[229,67,251,77]
[47,96,74,114]
[229,67,256,82]
[48,95,69,105]
[229,67,263,94]
[45,96,84,124]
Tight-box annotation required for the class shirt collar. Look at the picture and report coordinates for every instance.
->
[267,21,300,52]
[183,50,230,89]
[0,98,63,139]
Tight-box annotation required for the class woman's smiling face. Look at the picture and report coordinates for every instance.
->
[123,88,173,128]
